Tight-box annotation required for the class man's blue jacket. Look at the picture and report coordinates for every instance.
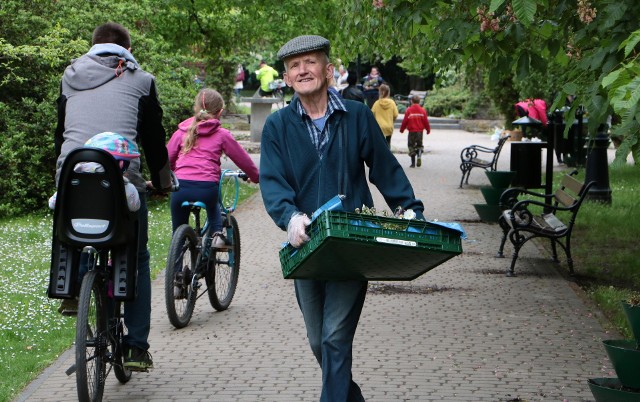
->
[260,96,425,231]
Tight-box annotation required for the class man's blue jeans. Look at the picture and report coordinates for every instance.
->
[123,193,151,351]
[294,279,367,402]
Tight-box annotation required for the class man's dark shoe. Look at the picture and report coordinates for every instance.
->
[123,345,153,371]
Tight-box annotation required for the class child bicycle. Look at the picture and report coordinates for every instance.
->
[48,147,179,402]
[164,169,246,328]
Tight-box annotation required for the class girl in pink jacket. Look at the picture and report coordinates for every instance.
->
[167,88,259,245]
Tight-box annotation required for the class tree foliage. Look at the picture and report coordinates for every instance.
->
[338,0,640,164]
[0,0,339,217]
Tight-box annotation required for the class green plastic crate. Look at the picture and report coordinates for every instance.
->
[279,210,463,280]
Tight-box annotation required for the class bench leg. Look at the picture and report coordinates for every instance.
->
[496,215,509,258]
[506,230,527,276]
[459,164,470,188]
[507,249,520,277]
[565,237,574,275]
[550,238,559,263]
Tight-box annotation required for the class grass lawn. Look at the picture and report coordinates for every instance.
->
[0,181,258,402]
[568,165,640,338]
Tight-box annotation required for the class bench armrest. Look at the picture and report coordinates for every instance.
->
[464,144,495,153]
[460,145,498,162]
[499,187,549,210]
[507,198,574,228]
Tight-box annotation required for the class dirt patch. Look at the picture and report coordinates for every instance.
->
[460,119,504,132]
[367,283,456,295]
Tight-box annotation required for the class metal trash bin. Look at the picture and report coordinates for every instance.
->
[510,142,545,188]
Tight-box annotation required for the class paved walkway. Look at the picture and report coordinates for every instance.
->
[18,128,614,401]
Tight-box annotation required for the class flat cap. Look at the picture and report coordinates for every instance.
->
[277,35,330,60]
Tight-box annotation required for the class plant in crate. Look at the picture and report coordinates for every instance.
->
[354,205,419,230]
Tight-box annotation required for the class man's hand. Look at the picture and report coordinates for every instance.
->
[288,213,311,248]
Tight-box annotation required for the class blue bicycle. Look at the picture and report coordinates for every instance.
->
[164,169,245,328]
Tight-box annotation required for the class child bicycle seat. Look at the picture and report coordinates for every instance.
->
[48,147,139,301]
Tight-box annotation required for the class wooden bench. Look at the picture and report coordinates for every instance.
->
[496,171,595,276]
[459,134,510,188]
[394,90,428,107]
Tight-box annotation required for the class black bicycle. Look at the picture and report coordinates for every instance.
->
[164,169,245,328]
[48,148,181,401]
[64,247,133,401]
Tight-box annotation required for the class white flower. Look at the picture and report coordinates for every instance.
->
[403,209,416,220]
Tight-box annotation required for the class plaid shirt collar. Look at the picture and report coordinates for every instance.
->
[294,89,347,157]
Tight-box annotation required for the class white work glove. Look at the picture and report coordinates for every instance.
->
[287,213,311,248]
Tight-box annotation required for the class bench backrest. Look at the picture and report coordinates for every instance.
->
[409,90,428,100]
[553,172,596,224]
[490,134,510,169]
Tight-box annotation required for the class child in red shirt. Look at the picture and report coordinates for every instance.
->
[399,95,431,168]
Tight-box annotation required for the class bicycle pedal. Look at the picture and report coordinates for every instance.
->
[65,364,77,376]
[212,244,232,250]
[127,367,150,373]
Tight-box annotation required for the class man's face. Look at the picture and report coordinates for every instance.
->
[371,67,379,76]
[283,51,333,97]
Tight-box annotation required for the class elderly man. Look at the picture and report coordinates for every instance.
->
[260,35,425,402]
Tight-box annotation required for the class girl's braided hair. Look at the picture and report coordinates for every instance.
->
[182,88,224,154]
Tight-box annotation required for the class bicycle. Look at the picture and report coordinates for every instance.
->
[48,148,178,401]
[268,79,286,108]
[64,247,133,401]
[164,169,246,329]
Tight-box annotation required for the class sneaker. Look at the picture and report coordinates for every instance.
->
[123,345,153,371]
[212,231,230,249]
[409,164,415,168]
[58,298,78,316]
[417,157,422,167]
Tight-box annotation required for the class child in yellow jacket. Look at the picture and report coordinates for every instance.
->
[371,84,399,148]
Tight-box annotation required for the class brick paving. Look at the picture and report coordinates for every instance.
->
[17,127,613,401]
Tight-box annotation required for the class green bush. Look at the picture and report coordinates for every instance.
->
[423,85,470,118]
[0,100,58,217]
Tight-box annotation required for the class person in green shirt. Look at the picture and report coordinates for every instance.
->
[255,60,279,96]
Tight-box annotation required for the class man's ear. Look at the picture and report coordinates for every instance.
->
[283,72,292,87]
[326,63,334,79]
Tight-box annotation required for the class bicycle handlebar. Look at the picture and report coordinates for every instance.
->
[168,170,180,192]
[223,170,248,181]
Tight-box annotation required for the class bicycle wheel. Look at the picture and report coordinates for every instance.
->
[112,302,132,383]
[218,170,239,213]
[165,224,198,328]
[76,270,107,402]
[206,214,240,311]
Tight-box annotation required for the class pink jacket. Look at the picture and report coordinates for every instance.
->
[167,117,259,183]
[515,99,548,126]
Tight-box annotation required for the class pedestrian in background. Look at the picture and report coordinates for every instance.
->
[340,71,365,103]
[256,60,279,97]
[371,84,398,148]
[234,63,245,98]
[400,94,431,168]
[361,66,384,108]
